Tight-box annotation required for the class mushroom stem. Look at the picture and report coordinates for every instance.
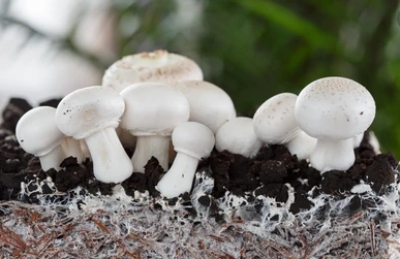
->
[310,138,355,173]
[39,145,65,171]
[156,153,198,198]
[132,135,170,173]
[84,128,133,183]
[62,137,85,163]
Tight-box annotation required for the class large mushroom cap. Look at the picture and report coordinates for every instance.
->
[173,80,236,133]
[56,86,125,139]
[120,83,190,135]
[16,106,65,156]
[253,93,299,144]
[102,50,203,92]
[172,122,215,160]
[295,77,376,139]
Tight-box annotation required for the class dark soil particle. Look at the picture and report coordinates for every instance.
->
[0,98,398,218]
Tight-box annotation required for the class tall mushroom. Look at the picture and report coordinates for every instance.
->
[16,106,65,171]
[102,50,203,93]
[55,86,133,183]
[172,80,236,133]
[102,50,203,148]
[120,83,190,173]
[294,77,376,172]
[253,93,317,160]
[156,122,215,198]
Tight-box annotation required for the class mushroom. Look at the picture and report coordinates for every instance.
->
[55,86,133,183]
[352,132,364,148]
[294,77,376,172]
[172,80,236,133]
[120,83,190,173]
[102,50,203,93]
[61,137,85,163]
[102,50,202,148]
[253,93,317,160]
[215,117,262,158]
[156,122,215,198]
[16,106,65,171]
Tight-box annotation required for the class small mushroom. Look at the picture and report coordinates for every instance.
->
[215,117,262,158]
[352,132,364,148]
[102,50,203,93]
[120,83,190,173]
[61,137,85,163]
[55,86,133,183]
[294,77,376,172]
[173,80,236,133]
[253,93,317,160]
[156,122,215,198]
[16,106,65,171]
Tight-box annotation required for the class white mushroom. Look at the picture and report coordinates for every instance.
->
[156,122,215,198]
[173,80,236,133]
[55,86,133,183]
[215,117,262,158]
[120,83,190,173]
[61,137,85,163]
[16,106,65,171]
[103,50,202,148]
[102,50,203,93]
[294,77,376,172]
[253,93,317,160]
[352,132,364,148]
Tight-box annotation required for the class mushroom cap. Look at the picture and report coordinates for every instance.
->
[120,83,190,136]
[102,50,203,92]
[216,117,262,158]
[172,122,215,160]
[16,106,65,156]
[56,86,125,139]
[173,80,236,133]
[295,77,376,139]
[253,93,299,144]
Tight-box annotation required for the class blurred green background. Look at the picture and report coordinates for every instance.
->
[2,0,400,156]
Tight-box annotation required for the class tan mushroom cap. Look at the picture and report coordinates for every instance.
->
[102,50,203,93]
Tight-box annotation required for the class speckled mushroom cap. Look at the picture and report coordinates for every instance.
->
[173,80,236,133]
[120,83,190,136]
[172,122,215,160]
[16,106,65,156]
[55,86,125,139]
[102,50,203,93]
[295,77,376,139]
[253,93,299,144]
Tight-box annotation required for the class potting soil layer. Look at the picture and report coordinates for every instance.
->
[0,98,400,258]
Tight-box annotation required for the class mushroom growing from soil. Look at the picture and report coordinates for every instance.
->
[172,80,236,133]
[120,83,190,173]
[102,50,203,148]
[253,93,317,160]
[61,137,85,163]
[102,50,203,93]
[156,122,215,198]
[215,117,262,158]
[294,77,376,172]
[16,106,65,171]
[55,86,133,183]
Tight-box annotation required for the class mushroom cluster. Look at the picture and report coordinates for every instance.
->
[15,50,376,199]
